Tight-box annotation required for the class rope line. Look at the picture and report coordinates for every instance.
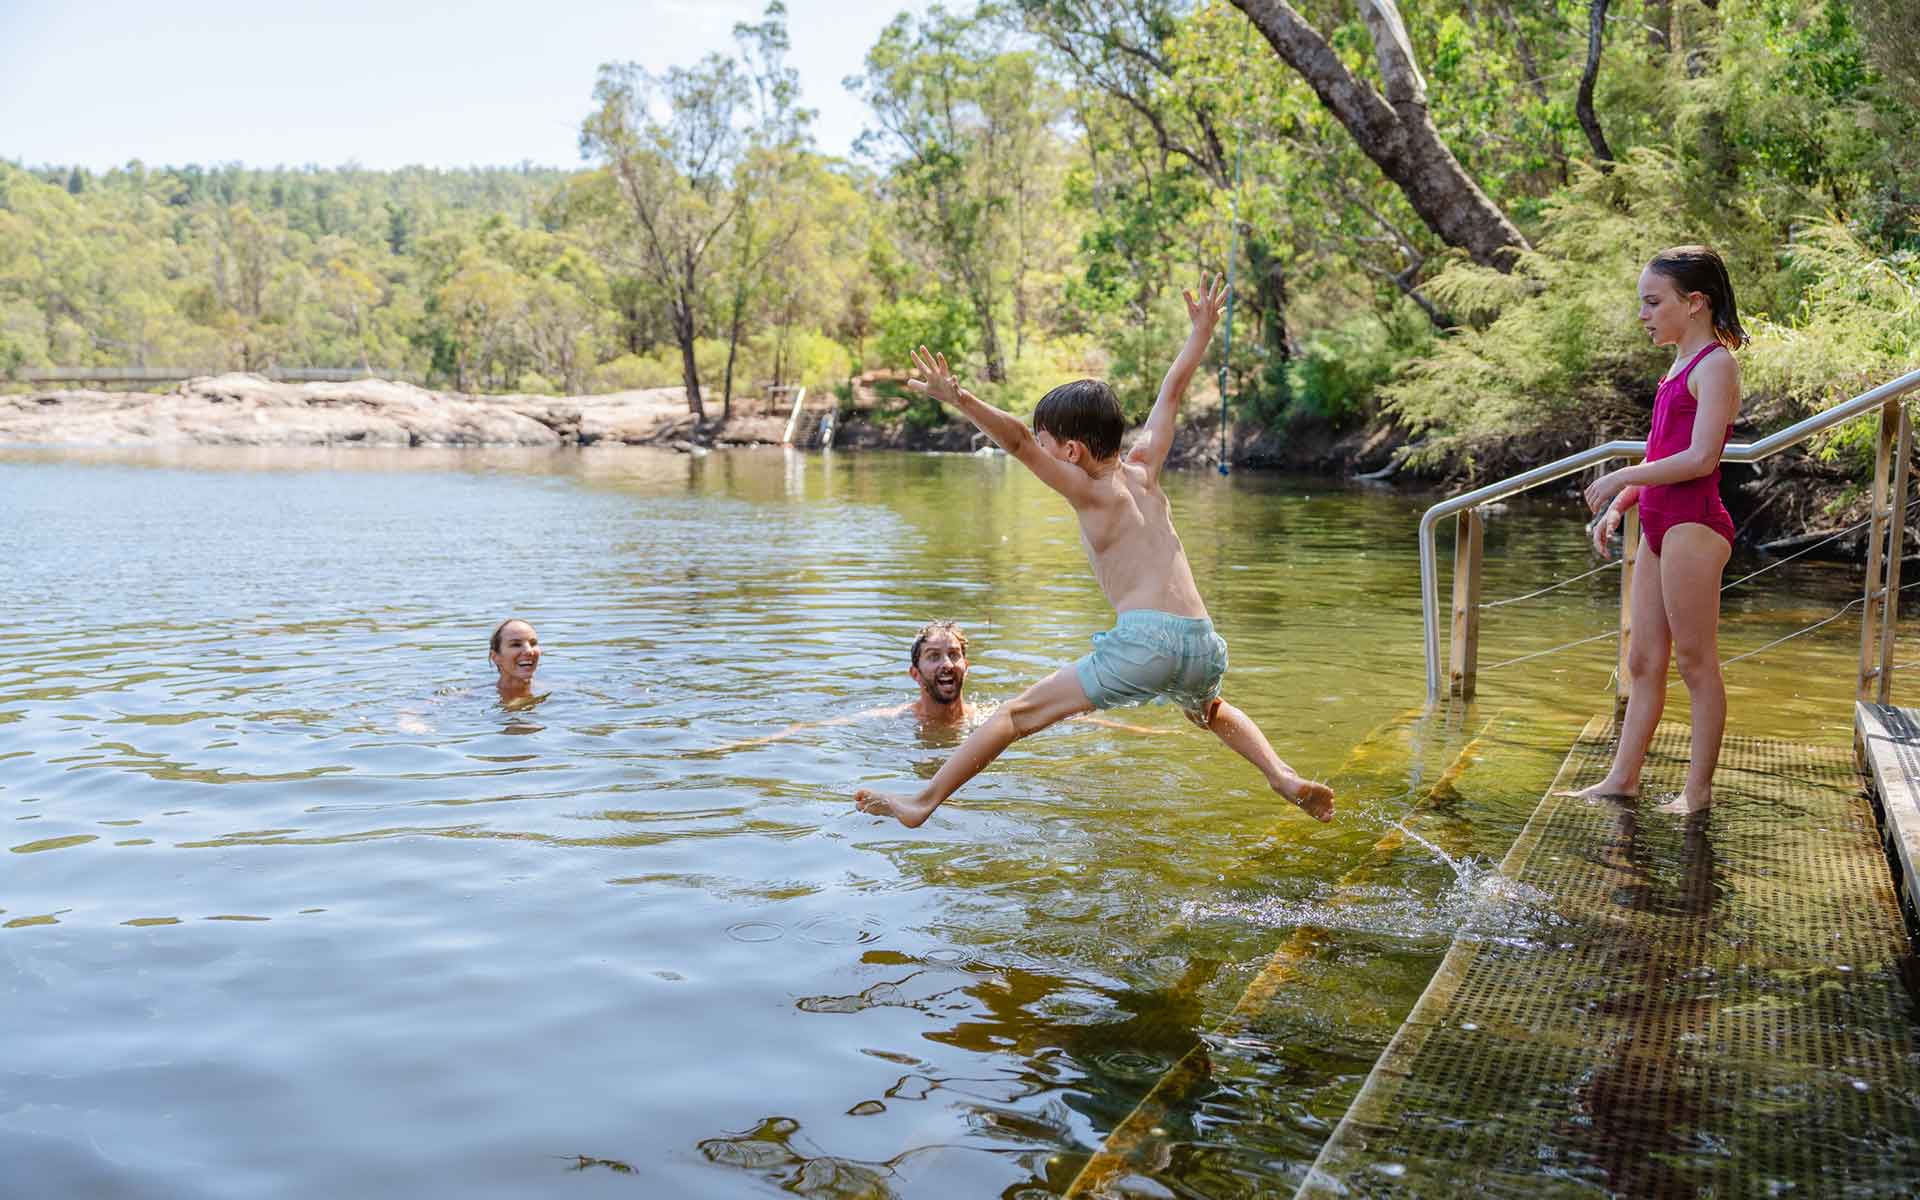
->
[1480,577,1920,673]
[1479,559,1620,610]
[1720,494,1920,594]
[1480,629,1618,672]
[1719,600,1864,666]
[1720,577,1920,667]
[1478,495,1916,615]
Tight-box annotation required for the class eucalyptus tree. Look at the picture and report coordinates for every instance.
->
[851,4,1069,383]
[719,2,815,418]
[1227,0,1531,270]
[581,51,753,418]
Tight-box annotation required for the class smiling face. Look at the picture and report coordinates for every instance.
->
[909,628,968,705]
[1637,266,1702,348]
[490,620,541,686]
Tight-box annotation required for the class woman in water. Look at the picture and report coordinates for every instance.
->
[490,618,546,709]
[1579,246,1747,813]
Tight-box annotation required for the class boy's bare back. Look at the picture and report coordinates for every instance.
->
[1068,457,1210,620]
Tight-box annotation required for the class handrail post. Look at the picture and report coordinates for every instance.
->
[1449,509,1485,699]
[1877,402,1912,703]
[779,386,809,446]
[1860,399,1902,700]
[1616,506,1638,718]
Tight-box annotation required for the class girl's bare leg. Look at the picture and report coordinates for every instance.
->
[1567,541,1670,799]
[853,667,1093,827]
[1193,698,1335,821]
[1657,524,1731,814]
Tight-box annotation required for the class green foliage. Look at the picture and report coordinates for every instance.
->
[1745,220,1920,464]
[1277,303,1434,428]
[3,0,1913,475]
[1381,0,1919,471]
[873,292,977,370]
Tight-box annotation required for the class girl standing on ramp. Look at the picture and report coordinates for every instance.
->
[1578,246,1747,813]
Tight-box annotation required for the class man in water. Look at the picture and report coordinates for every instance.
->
[719,620,1152,750]
[881,618,977,724]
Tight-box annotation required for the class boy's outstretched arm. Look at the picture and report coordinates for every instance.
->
[1135,273,1227,482]
[908,346,1095,503]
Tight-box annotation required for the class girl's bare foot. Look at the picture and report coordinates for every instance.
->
[854,788,938,828]
[1657,788,1712,815]
[1278,774,1336,822]
[1557,778,1640,800]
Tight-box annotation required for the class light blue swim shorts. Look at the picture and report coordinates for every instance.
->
[1073,610,1228,713]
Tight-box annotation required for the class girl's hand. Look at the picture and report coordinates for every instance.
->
[1590,507,1622,558]
[1584,469,1628,514]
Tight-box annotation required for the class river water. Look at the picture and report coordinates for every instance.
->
[0,446,1894,1197]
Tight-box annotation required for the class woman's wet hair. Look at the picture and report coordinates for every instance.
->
[1033,379,1125,461]
[1648,245,1749,350]
[490,618,531,655]
[910,619,967,668]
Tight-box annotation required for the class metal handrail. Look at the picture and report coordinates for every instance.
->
[1420,365,1920,704]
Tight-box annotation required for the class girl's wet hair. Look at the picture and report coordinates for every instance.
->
[1648,245,1749,350]
[490,618,531,655]
[1033,379,1124,461]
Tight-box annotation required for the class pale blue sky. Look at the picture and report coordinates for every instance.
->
[0,0,932,171]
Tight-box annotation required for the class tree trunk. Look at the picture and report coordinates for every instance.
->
[1247,236,1299,364]
[957,262,1007,383]
[1229,0,1531,271]
[722,286,746,423]
[974,297,1007,383]
[1577,0,1616,164]
[674,296,705,420]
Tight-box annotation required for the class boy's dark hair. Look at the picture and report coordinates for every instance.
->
[1648,245,1750,350]
[909,620,967,668]
[1033,379,1124,462]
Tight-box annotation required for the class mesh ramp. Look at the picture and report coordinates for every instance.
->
[1298,719,1920,1199]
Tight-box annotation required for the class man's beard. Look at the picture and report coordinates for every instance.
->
[922,671,964,704]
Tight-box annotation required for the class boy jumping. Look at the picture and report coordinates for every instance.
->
[854,274,1335,828]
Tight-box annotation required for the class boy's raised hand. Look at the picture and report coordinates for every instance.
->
[907,346,967,406]
[1183,272,1229,342]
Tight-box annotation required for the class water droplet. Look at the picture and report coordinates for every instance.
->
[726,921,783,943]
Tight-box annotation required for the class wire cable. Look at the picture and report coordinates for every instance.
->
[1721,577,1920,667]
[1479,629,1619,672]
[1720,494,1920,594]
[1479,559,1621,610]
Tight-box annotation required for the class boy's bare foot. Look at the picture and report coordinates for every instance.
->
[854,788,939,829]
[1278,774,1336,822]
[1656,788,1712,815]
[1556,778,1640,800]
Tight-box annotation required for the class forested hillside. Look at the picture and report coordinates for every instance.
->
[3,0,1914,471]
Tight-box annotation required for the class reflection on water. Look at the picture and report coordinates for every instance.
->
[0,446,1896,1197]
[1579,803,1722,1198]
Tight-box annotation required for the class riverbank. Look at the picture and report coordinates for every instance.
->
[2,372,1880,555]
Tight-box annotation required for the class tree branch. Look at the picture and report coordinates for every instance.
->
[1577,0,1617,164]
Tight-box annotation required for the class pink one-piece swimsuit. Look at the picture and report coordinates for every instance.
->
[1639,342,1735,555]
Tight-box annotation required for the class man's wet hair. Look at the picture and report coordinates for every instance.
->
[1033,379,1124,462]
[910,620,967,668]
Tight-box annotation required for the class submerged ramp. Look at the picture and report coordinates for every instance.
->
[1299,719,1920,1198]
